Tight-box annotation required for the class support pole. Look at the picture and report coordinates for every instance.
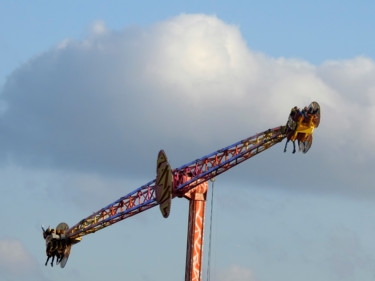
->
[184,181,208,281]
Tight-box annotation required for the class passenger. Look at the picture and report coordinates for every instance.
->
[44,227,53,240]
[309,107,319,114]
[42,227,50,239]
[289,106,300,122]
[301,106,308,118]
[292,106,303,117]
[51,229,59,240]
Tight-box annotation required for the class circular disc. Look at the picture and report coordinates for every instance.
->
[59,245,71,268]
[156,150,173,218]
[299,135,313,153]
[56,222,69,232]
[308,101,321,128]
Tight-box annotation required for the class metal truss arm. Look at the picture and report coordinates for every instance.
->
[67,180,158,239]
[67,126,286,238]
[172,126,286,196]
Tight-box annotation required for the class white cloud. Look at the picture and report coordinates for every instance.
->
[0,14,374,197]
[90,20,108,35]
[217,265,257,281]
[0,239,39,279]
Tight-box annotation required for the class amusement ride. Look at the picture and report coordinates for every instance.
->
[42,102,321,281]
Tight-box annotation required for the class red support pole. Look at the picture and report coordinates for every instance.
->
[184,181,208,281]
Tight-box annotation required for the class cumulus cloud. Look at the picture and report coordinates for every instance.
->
[217,265,256,281]
[0,14,374,197]
[0,239,42,280]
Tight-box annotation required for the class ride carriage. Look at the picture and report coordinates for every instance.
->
[284,102,320,153]
[42,223,81,268]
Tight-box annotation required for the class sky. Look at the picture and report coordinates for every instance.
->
[1,1,375,281]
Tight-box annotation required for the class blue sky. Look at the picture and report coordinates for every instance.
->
[1,1,375,281]
[2,0,374,87]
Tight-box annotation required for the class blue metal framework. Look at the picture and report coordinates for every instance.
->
[67,126,286,239]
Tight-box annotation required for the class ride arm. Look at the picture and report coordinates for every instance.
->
[67,126,286,239]
[172,126,286,196]
[67,180,158,239]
